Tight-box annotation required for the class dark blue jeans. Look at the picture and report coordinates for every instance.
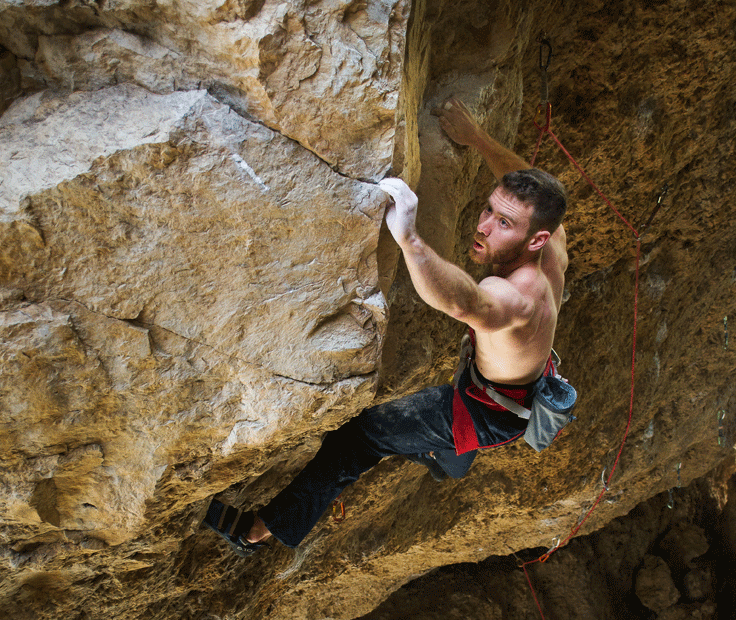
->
[258,384,475,548]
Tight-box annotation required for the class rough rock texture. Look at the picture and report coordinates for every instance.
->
[2,0,736,618]
[1,81,388,548]
[0,0,409,180]
[636,555,680,613]
[359,459,735,620]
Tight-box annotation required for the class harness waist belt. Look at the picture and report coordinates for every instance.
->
[468,363,532,419]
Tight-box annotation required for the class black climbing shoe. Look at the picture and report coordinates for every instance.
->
[203,498,269,557]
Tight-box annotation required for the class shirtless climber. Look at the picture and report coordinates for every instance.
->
[202,98,569,556]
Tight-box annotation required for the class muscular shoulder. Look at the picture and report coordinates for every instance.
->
[477,272,537,327]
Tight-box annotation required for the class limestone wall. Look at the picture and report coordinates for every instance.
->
[1,0,736,618]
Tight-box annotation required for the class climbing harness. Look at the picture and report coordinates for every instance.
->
[454,331,577,452]
[520,36,657,620]
[471,357,577,453]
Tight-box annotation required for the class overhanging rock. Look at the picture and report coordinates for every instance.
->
[0,0,411,180]
[0,84,386,544]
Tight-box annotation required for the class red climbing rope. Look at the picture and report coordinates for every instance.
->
[531,103,639,238]
[523,92,643,619]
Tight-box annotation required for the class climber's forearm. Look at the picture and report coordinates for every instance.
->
[470,132,531,181]
[398,234,484,322]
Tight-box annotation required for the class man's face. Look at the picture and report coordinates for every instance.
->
[470,187,535,266]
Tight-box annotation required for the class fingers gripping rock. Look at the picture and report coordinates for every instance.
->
[378,177,419,246]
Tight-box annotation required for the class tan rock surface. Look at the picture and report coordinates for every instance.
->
[1,84,386,549]
[361,462,734,620]
[1,0,736,618]
[0,0,410,180]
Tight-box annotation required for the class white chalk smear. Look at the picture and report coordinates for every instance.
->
[230,153,269,192]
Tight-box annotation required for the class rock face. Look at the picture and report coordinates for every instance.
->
[360,460,733,620]
[2,0,736,619]
[0,0,409,180]
[1,82,387,548]
[636,555,680,613]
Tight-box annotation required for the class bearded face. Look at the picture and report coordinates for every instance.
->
[470,187,536,267]
[470,232,531,265]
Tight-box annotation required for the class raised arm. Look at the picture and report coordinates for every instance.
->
[434,98,530,180]
[378,178,532,332]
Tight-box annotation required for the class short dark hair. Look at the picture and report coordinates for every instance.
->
[500,168,567,234]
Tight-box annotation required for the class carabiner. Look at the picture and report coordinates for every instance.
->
[540,536,560,563]
[332,498,346,522]
[640,182,670,234]
[723,317,729,351]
